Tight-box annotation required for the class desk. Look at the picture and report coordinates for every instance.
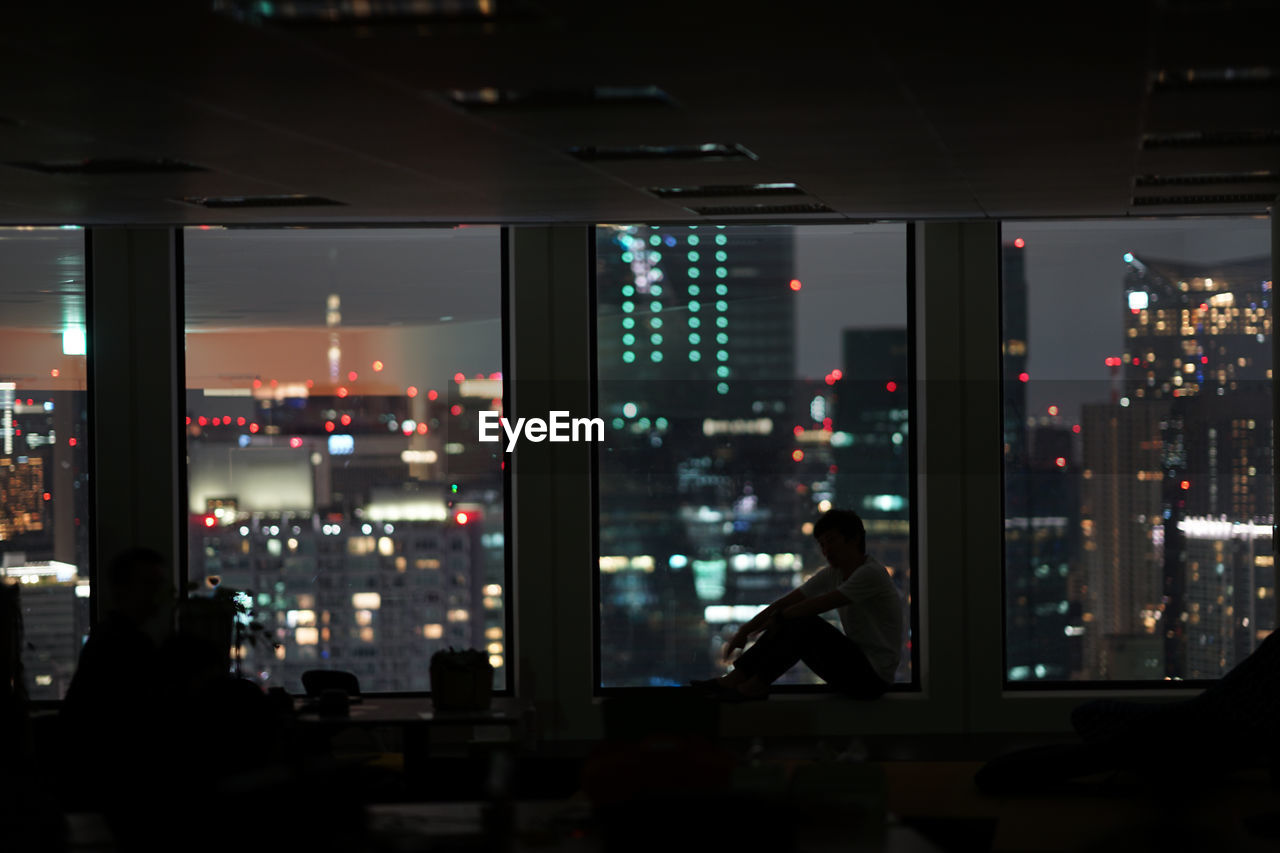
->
[292,696,532,778]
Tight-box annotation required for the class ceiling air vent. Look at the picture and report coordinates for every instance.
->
[179,194,344,209]
[1131,193,1276,207]
[649,183,803,199]
[689,202,834,216]
[1142,130,1280,150]
[569,143,757,162]
[449,86,671,110]
[1134,171,1277,188]
[9,158,207,174]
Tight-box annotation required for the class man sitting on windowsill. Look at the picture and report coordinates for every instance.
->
[692,509,903,702]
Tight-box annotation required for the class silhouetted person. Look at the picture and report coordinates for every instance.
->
[693,509,902,701]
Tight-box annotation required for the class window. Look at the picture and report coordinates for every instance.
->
[1002,219,1272,682]
[183,227,507,691]
[595,224,914,688]
[0,227,90,699]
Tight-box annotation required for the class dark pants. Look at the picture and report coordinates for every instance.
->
[732,615,889,699]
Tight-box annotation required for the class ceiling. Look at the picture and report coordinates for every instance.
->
[1,1,1277,226]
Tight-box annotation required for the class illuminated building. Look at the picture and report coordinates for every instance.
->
[3,559,89,700]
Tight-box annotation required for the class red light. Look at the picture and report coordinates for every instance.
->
[1180,480,1190,490]
[792,449,805,462]
[789,279,802,291]
[886,381,897,393]
[455,512,469,525]
[289,437,303,449]
[372,361,384,372]
[25,399,32,406]
[1013,238,1025,249]
[1200,356,1208,364]
[270,379,278,388]
[1072,424,1081,434]
[237,417,246,426]
[204,515,215,528]
[489,372,501,380]
[42,492,51,502]
[427,390,438,401]
[50,369,59,378]
[1055,457,1066,468]
[211,417,221,426]
[407,386,418,398]
[1199,303,1208,311]
[340,414,352,426]
[249,423,259,434]
[822,417,832,428]
[1018,372,1029,383]
[198,416,208,426]
[1132,357,1140,365]
[185,417,191,426]
[68,437,77,447]
[829,465,838,474]
[337,387,349,398]
[348,371,358,382]
[305,379,314,389]
[450,404,462,416]
[1048,405,1059,416]
[831,369,843,380]
[324,421,335,433]
[417,423,429,435]
[475,373,485,380]
[252,379,262,389]
[793,425,804,436]
[824,374,835,386]
[454,373,465,383]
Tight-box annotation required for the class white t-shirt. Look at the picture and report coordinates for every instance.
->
[798,554,903,683]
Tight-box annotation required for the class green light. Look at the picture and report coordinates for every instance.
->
[716,317,728,328]
[689,351,702,362]
[688,235,700,246]
[688,333,701,344]
[622,317,635,329]
[622,301,634,313]
[622,333,635,346]
[621,285,634,296]
[688,267,701,279]
[612,418,625,429]
[649,300,662,312]
[638,418,651,429]
[650,333,663,345]
[651,285,664,297]
[688,317,701,328]
[688,301,701,312]
[651,317,663,329]
[715,234,727,245]
[621,252,633,263]
[623,351,635,363]
[716,333,728,344]
[688,225,698,230]
[687,251,700,262]
[716,350,728,361]
[688,285,700,296]
[649,251,662,263]
[717,382,729,394]
[715,284,727,295]
[649,235,661,246]
[717,366,730,378]
[657,418,668,429]
[715,267,727,278]
[715,251,727,262]
[715,300,728,312]
[650,351,663,363]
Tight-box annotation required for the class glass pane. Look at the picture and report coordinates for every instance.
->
[1003,219,1272,682]
[0,227,90,700]
[184,227,506,692]
[596,224,913,688]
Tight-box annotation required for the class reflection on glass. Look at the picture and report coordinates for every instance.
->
[183,228,506,692]
[595,224,913,687]
[0,227,90,700]
[1002,219,1273,682]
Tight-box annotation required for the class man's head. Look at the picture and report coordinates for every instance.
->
[812,509,866,567]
